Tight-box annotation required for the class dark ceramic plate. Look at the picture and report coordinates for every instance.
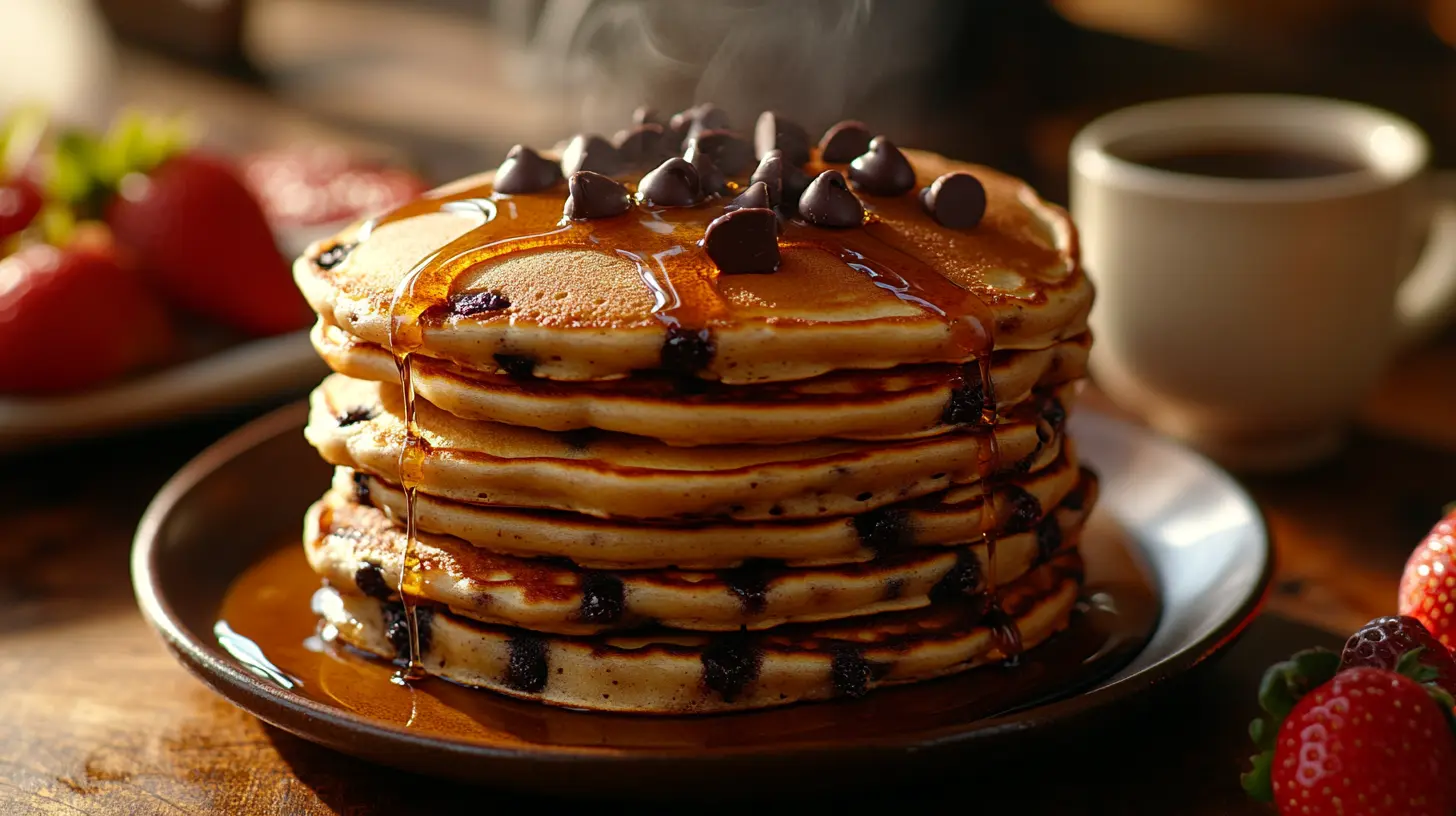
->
[132,403,1271,796]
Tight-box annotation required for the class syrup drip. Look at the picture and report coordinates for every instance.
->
[362,156,1033,674]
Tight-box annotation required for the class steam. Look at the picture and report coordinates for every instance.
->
[530,0,955,136]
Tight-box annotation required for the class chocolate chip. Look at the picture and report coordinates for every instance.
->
[560,134,621,177]
[1037,515,1063,561]
[819,120,873,163]
[383,604,432,661]
[930,550,982,602]
[637,157,701,207]
[754,111,811,166]
[493,354,536,379]
[671,104,731,142]
[704,208,780,275]
[505,634,549,693]
[563,171,632,220]
[942,369,986,425]
[1042,396,1067,433]
[661,325,714,375]
[354,561,393,601]
[351,471,371,505]
[921,172,987,229]
[798,170,863,228]
[722,559,773,614]
[686,130,754,176]
[493,144,562,194]
[316,242,355,270]
[448,290,510,316]
[613,124,669,167]
[853,507,911,554]
[337,407,376,427]
[725,181,773,212]
[1002,486,1042,534]
[829,644,870,698]
[683,142,728,196]
[702,633,761,702]
[849,137,916,196]
[579,572,625,625]
[633,105,663,127]
[748,152,785,206]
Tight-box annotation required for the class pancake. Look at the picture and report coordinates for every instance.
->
[294,147,1089,384]
[305,480,1091,634]
[311,319,1089,445]
[307,374,1064,521]
[316,549,1082,714]
[337,447,1088,569]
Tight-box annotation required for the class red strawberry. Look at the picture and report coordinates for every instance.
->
[1400,508,1456,651]
[1342,615,1456,697]
[1245,649,1456,815]
[105,152,311,336]
[0,238,171,393]
[0,178,43,239]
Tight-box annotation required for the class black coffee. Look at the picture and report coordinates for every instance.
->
[1127,146,1362,180]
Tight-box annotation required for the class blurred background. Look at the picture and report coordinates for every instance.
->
[19,0,1456,200]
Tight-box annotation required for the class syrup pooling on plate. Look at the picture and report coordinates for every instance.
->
[359,143,1048,680]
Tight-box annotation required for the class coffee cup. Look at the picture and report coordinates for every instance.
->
[1070,94,1456,470]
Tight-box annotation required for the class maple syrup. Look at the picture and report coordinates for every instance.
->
[215,510,1157,739]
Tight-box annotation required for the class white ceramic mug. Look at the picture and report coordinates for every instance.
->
[1070,95,1456,470]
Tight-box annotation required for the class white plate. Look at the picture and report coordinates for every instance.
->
[0,328,327,451]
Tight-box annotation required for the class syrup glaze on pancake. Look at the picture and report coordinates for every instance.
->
[315,550,1083,714]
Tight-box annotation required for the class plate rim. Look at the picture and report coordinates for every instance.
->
[132,402,1273,766]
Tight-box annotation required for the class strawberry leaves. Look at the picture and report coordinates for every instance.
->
[1242,648,1340,801]
[45,111,193,219]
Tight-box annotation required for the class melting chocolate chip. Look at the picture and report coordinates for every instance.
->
[493,144,562,194]
[1002,486,1042,534]
[830,645,871,698]
[614,124,670,167]
[686,130,755,176]
[560,134,622,177]
[819,120,873,163]
[316,242,356,270]
[725,181,773,212]
[448,290,510,316]
[560,427,597,453]
[849,137,916,196]
[337,406,376,427]
[633,106,663,127]
[579,572,625,624]
[563,171,632,220]
[493,354,536,379]
[671,104,732,142]
[505,634,549,692]
[637,157,702,207]
[723,559,773,614]
[853,507,911,554]
[748,152,785,206]
[354,561,392,601]
[383,603,433,660]
[702,633,761,702]
[884,578,905,600]
[683,142,729,196]
[1042,396,1067,434]
[754,111,811,166]
[704,208,780,275]
[942,372,986,425]
[661,325,714,374]
[931,550,983,602]
[798,170,863,229]
[351,471,372,505]
[1037,515,1063,562]
[921,172,987,229]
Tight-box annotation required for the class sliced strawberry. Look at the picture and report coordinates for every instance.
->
[0,240,171,393]
[1399,508,1456,651]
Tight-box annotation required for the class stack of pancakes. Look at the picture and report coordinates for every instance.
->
[292,108,1096,714]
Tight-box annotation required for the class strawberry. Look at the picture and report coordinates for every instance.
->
[1342,615,1456,697]
[0,178,42,239]
[0,237,171,393]
[1244,649,1456,815]
[1400,507,1456,651]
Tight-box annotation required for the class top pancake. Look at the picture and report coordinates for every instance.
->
[295,145,1089,384]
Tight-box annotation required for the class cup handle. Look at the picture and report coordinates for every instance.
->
[1394,170,1456,349]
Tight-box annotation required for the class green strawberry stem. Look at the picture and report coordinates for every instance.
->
[46,110,194,221]
[1242,647,1456,803]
